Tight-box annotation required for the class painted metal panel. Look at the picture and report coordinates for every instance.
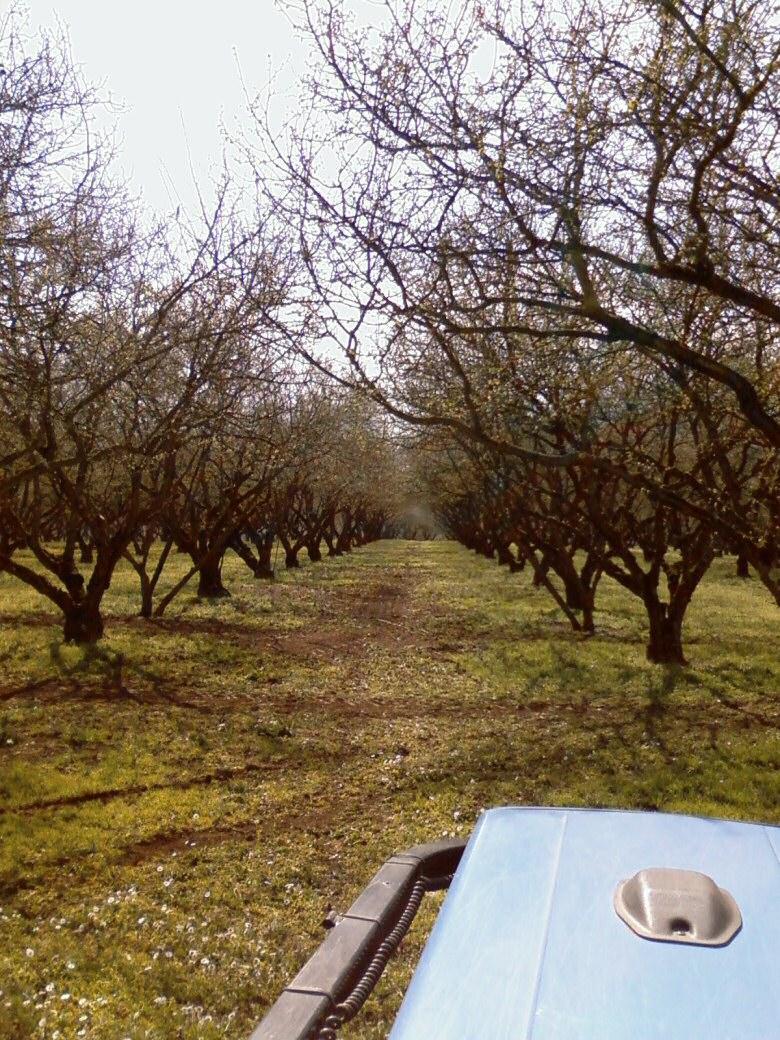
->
[389,808,780,1040]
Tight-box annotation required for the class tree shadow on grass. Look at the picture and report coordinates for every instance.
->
[45,641,214,713]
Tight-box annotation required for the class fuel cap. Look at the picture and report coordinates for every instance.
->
[614,867,742,946]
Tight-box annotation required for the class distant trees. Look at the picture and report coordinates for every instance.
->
[249,0,779,664]
[418,352,777,663]
[0,11,400,644]
[2,1,777,664]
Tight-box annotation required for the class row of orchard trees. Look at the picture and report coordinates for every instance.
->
[0,12,399,644]
[414,353,779,664]
[4,1,780,658]
[254,0,780,665]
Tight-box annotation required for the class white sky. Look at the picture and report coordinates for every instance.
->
[21,0,308,216]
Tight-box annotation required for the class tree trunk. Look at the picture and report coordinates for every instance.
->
[581,592,595,634]
[231,535,274,580]
[736,553,750,579]
[139,577,153,619]
[79,539,94,564]
[306,542,323,562]
[63,601,104,644]
[252,534,275,579]
[562,573,586,610]
[285,550,300,569]
[645,602,686,665]
[197,557,230,598]
[532,553,550,587]
[496,543,514,568]
[254,551,275,579]
[528,552,581,631]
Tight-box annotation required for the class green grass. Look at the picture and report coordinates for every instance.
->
[0,542,778,1039]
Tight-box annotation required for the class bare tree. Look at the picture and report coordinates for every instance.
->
[0,11,300,641]
[258,0,780,462]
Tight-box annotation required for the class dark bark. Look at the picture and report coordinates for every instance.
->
[306,542,323,562]
[230,534,274,579]
[197,556,230,598]
[479,538,495,559]
[63,601,105,644]
[139,576,153,619]
[736,553,750,579]
[496,542,515,568]
[251,532,275,579]
[532,552,551,586]
[645,601,686,665]
[581,594,595,634]
[528,551,582,631]
[562,571,586,610]
[285,550,300,569]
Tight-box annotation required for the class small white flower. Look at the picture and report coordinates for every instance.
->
[45,983,55,994]
[25,948,34,957]
[60,992,71,1001]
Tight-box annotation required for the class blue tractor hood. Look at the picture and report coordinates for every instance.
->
[389,807,780,1040]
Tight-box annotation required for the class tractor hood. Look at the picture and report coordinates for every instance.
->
[389,807,780,1040]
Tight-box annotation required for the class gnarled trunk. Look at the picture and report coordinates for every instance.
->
[306,542,322,562]
[231,534,274,580]
[197,556,230,598]
[645,601,686,665]
[63,601,104,644]
[251,532,275,579]
[562,573,586,610]
[532,553,551,587]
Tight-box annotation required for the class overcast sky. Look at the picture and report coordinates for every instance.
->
[22,0,309,215]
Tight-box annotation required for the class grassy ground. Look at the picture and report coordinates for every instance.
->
[0,541,778,1040]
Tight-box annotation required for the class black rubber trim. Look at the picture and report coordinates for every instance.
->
[248,838,468,1040]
